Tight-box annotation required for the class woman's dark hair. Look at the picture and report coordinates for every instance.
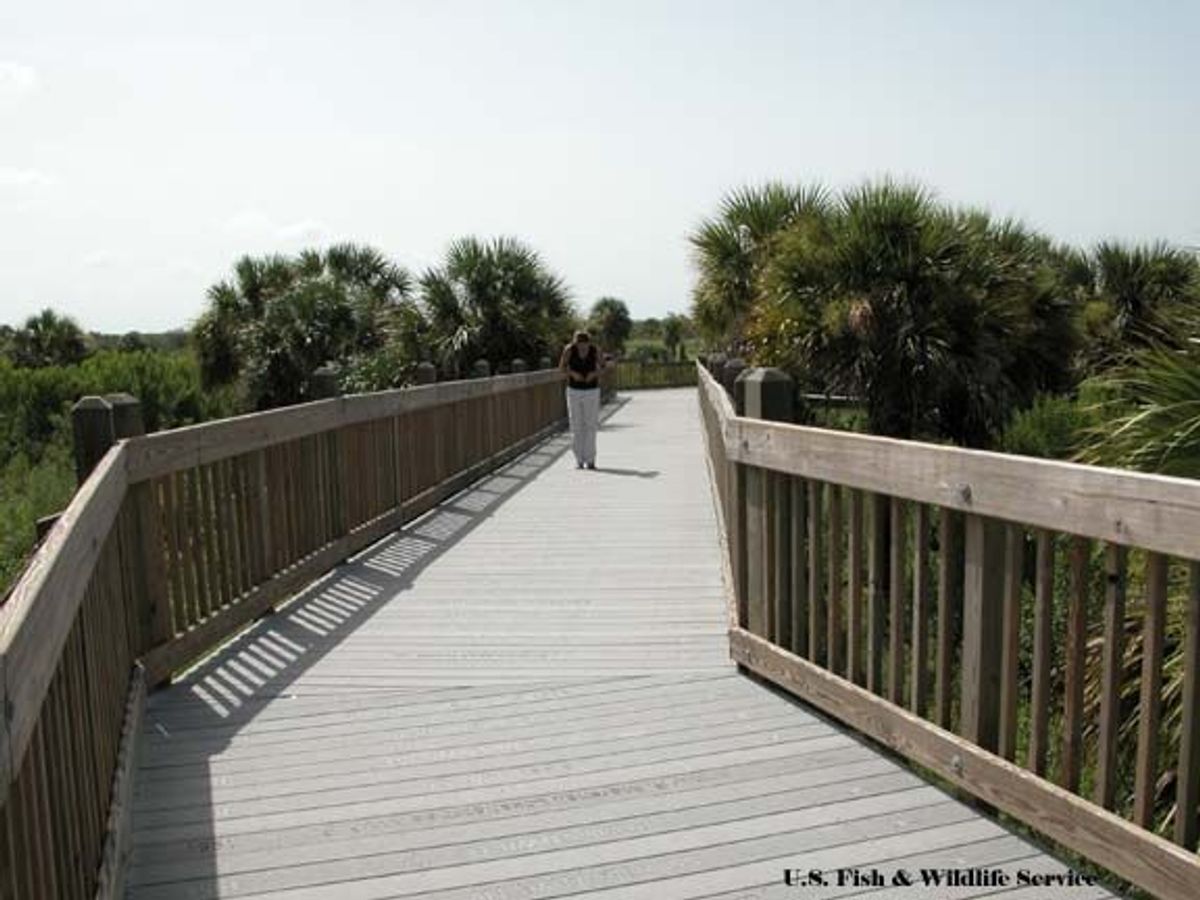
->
[574,330,590,343]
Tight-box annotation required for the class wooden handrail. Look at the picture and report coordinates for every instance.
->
[0,369,569,898]
[126,370,563,482]
[0,442,128,795]
[697,362,1200,900]
[727,413,1200,560]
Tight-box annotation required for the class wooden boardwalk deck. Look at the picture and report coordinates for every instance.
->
[127,390,1116,899]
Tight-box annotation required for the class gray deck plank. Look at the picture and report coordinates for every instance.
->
[127,390,1116,898]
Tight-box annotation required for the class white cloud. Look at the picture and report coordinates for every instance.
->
[0,166,55,188]
[223,208,328,243]
[0,61,36,97]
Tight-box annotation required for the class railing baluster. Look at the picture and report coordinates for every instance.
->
[911,503,930,717]
[935,507,961,729]
[745,466,766,638]
[827,484,843,677]
[961,513,1004,753]
[1134,551,1168,828]
[847,490,864,686]
[772,472,792,652]
[1178,561,1200,849]
[789,476,808,658]
[999,524,1025,761]
[1029,529,1054,776]
[808,479,825,667]
[186,468,210,622]
[762,471,777,643]
[867,493,887,693]
[1096,543,1127,810]
[1062,536,1089,792]
[888,497,906,704]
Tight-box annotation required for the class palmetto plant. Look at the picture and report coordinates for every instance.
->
[9,309,88,369]
[1074,328,1200,836]
[192,244,414,405]
[662,314,687,361]
[689,182,832,349]
[420,237,574,377]
[588,297,632,355]
[747,180,1076,446]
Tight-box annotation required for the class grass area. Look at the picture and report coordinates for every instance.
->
[621,337,701,361]
[0,432,76,599]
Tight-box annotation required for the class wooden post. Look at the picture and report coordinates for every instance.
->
[414,362,437,385]
[960,513,1005,753]
[720,358,746,400]
[472,360,491,379]
[741,368,795,647]
[511,359,528,373]
[728,374,749,627]
[71,396,115,484]
[310,364,341,399]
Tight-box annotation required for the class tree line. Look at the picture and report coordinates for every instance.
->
[690,179,1200,465]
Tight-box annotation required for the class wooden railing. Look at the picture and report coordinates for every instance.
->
[0,370,567,899]
[611,360,697,391]
[698,362,1200,900]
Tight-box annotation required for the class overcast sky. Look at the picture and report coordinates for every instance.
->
[2,0,1198,333]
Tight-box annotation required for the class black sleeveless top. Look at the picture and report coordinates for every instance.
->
[567,344,598,390]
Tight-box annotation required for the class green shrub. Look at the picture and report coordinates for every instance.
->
[0,350,237,468]
[999,381,1114,461]
[0,438,75,599]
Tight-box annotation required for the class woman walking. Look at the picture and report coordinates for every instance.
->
[560,330,603,469]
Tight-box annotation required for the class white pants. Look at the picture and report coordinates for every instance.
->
[566,388,600,465]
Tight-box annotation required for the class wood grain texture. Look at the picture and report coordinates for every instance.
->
[1029,529,1054,777]
[124,372,565,483]
[1133,552,1167,829]
[727,414,1200,559]
[1095,544,1126,810]
[0,444,128,780]
[732,628,1189,900]
[1178,562,1200,849]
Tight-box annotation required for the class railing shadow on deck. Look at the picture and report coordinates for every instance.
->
[1,368,603,899]
[128,433,572,896]
[126,397,637,897]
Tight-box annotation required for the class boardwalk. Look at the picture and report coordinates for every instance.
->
[126,390,1114,900]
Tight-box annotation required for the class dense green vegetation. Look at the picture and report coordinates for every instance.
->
[193,239,576,407]
[0,237,596,597]
[0,343,238,595]
[691,178,1200,843]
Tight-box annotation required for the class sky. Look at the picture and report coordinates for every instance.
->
[1,0,1198,333]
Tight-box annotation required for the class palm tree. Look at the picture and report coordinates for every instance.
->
[192,244,415,404]
[752,180,1077,446]
[1094,241,1198,343]
[662,313,687,361]
[420,237,574,377]
[10,309,88,368]
[588,297,632,355]
[689,183,832,350]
